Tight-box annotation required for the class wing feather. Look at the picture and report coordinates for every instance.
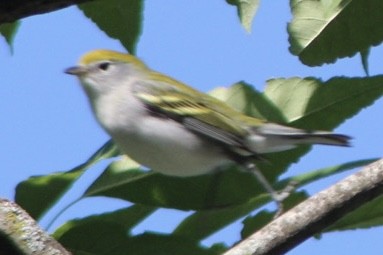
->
[132,78,254,150]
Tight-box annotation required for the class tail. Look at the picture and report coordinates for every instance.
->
[281,132,351,147]
[247,123,351,154]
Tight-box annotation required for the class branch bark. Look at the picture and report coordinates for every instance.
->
[0,199,71,255]
[0,0,92,24]
[224,158,383,255]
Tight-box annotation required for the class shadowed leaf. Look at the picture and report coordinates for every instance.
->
[288,0,383,66]
[79,0,143,53]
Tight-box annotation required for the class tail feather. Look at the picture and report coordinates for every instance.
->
[282,132,351,147]
[247,123,352,154]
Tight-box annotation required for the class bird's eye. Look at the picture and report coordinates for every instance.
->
[98,62,111,71]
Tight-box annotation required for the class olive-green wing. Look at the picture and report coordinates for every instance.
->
[132,76,259,149]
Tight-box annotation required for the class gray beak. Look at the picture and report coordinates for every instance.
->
[65,66,87,75]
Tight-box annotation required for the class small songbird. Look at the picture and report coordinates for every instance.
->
[65,50,351,207]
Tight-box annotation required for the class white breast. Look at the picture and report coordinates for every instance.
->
[92,84,231,176]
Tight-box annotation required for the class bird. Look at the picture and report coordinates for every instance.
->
[65,49,351,211]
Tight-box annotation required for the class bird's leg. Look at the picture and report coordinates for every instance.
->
[244,162,295,218]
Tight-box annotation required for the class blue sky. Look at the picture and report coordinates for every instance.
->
[1,1,383,254]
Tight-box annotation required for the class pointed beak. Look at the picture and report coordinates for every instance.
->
[64,66,87,76]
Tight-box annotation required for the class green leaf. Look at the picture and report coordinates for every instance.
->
[15,140,118,219]
[226,0,260,32]
[88,158,372,243]
[283,158,378,188]
[209,82,287,123]
[15,169,84,220]
[0,21,20,53]
[173,195,270,241]
[264,76,383,130]
[54,204,156,240]
[84,157,267,210]
[288,0,383,66]
[79,0,143,54]
[57,223,221,255]
[325,193,383,232]
[241,210,273,238]
[55,218,129,254]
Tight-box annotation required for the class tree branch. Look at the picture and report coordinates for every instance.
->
[0,198,71,255]
[0,0,93,24]
[224,158,383,255]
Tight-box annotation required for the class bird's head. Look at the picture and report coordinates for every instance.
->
[65,50,148,96]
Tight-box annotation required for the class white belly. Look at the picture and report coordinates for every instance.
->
[110,116,231,176]
[92,86,231,176]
